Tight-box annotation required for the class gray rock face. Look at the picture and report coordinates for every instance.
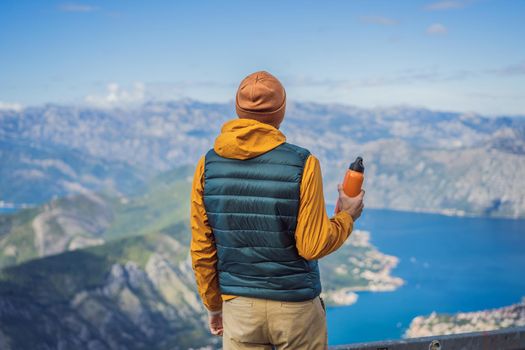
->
[32,192,112,257]
[0,241,215,349]
[0,191,115,268]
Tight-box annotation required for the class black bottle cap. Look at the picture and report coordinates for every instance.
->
[349,156,364,173]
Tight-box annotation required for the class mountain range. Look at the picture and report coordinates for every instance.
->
[1,99,524,348]
[2,100,524,217]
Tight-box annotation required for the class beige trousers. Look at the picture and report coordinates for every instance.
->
[222,295,328,350]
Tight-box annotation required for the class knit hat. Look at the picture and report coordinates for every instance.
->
[235,71,286,128]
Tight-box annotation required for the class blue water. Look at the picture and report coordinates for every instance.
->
[325,208,525,346]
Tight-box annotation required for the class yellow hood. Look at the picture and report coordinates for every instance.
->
[214,118,286,160]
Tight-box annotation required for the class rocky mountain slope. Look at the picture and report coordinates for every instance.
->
[0,232,216,350]
[1,100,524,217]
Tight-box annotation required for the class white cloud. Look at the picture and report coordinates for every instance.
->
[0,101,24,112]
[426,23,448,35]
[58,3,99,13]
[84,82,145,108]
[360,15,398,26]
[425,1,468,11]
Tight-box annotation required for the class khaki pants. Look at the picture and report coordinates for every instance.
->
[222,295,328,350]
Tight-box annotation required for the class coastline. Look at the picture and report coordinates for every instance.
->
[320,229,404,306]
[405,297,525,338]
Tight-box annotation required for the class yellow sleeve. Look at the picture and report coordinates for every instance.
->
[190,155,223,312]
[295,154,354,260]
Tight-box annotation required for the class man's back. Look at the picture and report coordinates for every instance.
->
[190,71,364,349]
[204,131,321,301]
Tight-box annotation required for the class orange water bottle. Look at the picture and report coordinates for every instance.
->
[334,156,365,214]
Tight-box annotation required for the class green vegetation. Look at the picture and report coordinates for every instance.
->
[0,166,194,269]
[0,208,40,267]
[104,166,194,245]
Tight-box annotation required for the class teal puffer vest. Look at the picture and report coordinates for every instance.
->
[203,142,322,301]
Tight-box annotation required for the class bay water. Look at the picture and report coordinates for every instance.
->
[325,208,525,345]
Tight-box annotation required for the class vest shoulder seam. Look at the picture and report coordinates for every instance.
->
[280,142,311,161]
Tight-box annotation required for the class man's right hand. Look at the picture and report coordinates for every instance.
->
[208,311,223,336]
[337,184,365,221]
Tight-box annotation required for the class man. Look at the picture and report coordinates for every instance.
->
[190,71,364,349]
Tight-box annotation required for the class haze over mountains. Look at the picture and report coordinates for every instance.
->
[2,100,524,217]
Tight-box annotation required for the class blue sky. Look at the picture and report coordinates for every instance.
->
[1,0,524,115]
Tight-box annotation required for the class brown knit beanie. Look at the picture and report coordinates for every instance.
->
[235,71,286,128]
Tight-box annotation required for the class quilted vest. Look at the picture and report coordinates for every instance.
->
[203,142,322,301]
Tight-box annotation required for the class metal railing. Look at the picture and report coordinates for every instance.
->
[330,326,525,350]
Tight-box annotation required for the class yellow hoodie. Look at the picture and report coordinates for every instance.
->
[190,118,354,312]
